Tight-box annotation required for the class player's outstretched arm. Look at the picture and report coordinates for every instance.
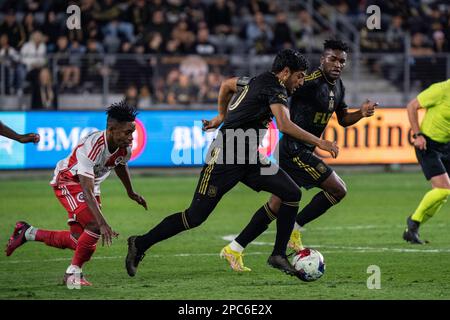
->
[202,77,239,131]
[114,164,148,210]
[336,100,377,127]
[79,175,118,246]
[0,121,40,144]
[270,103,339,158]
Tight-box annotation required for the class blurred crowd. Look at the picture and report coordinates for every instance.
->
[0,0,449,109]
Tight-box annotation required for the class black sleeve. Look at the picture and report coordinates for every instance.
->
[260,84,289,107]
[237,76,251,87]
[291,77,316,100]
[337,80,348,111]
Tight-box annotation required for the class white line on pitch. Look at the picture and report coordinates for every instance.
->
[0,252,269,265]
[2,244,450,266]
[260,223,448,233]
[221,234,450,253]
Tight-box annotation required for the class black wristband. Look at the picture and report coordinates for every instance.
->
[412,132,424,139]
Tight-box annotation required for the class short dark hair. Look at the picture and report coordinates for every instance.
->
[323,39,349,52]
[106,100,138,124]
[271,49,309,73]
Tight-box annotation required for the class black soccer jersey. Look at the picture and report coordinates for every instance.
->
[221,72,289,132]
[217,72,289,162]
[282,68,348,154]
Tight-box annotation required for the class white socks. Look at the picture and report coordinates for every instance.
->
[24,226,37,241]
[66,264,82,274]
[229,240,244,253]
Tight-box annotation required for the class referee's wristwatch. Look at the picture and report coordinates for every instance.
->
[412,132,424,139]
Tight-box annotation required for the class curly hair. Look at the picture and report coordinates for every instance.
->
[323,39,349,52]
[106,100,138,123]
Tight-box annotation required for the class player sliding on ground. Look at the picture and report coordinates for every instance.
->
[125,49,339,279]
[5,101,147,286]
[220,39,377,272]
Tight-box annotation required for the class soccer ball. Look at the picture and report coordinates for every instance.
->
[291,248,325,282]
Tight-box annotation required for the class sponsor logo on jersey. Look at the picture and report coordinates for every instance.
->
[76,192,85,202]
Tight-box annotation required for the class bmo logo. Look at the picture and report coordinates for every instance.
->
[36,127,99,151]
[131,118,147,161]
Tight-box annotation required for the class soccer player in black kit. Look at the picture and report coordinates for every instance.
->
[221,40,378,272]
[125,49,339,278]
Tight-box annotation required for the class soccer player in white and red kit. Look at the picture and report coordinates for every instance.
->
[5,101,147,286]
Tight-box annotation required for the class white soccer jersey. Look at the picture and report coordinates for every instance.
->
[50,130,131,195]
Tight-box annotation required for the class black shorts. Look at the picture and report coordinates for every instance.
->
[279,148,333,190]
[194,147,299,202]
[415,135,450,180]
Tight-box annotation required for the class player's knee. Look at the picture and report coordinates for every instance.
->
[71,233,81,240]
[268,195,282,213]
[184,208,208,229]
[85,221,100,234]
[335,183,347,200]
[69,223,83,239]
[280,187,302,203]
[328,181,347,201]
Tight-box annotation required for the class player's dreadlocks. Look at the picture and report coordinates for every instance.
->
[272,49,309,73]
[106,100,138,125]
[323,39,349,52]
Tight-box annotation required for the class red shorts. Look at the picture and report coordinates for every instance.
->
[53,184,101,228]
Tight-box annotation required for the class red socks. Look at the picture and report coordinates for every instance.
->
[32,224,100,269]
[35,230,77,250]
[71,230,100,268]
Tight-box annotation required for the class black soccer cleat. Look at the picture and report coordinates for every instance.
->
[402,216,426,245]
[267,255,299,277]
[125,236,146,277]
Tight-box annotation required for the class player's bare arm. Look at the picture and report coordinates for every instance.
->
[79,174,118,246]
[114,164,148,210]
[270,103,339,158]
[202,77,239,131]
[0,121,40,144]
[335,100,377,127]
[407,98,426,150]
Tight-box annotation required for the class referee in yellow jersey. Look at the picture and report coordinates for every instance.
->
[403,79,450,244]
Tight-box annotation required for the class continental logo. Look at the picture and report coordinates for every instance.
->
[315,108,425,164]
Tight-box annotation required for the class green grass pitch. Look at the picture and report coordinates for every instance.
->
[1,171,450,300]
